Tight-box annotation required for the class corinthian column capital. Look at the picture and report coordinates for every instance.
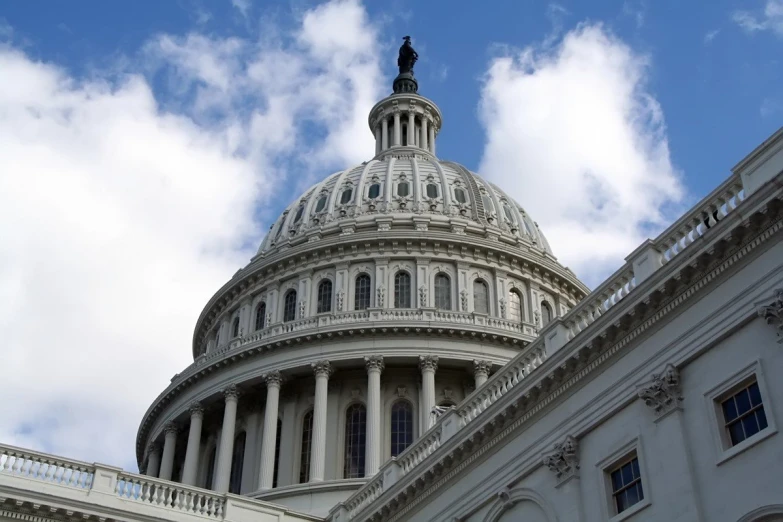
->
[419,355,439,372]
[163,422,179,437]
[264,370,283,388]
[312,360,333,378]
[365,355,385,373]
[189,402,204,418]
[223,384,240,401]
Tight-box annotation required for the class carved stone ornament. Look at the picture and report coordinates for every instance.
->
[337,290,345,311]
[499,297,507,319]
[542,435,579,481]
[419,285,428,307]
[264,371,283,388]
[460,289,468,311]
[757,288,783,342]
[265,312,272,327]
[365,355,385,373]
[146,441,159,456]
[396,385,408,398]
[223,384,240,401]
[299,300,306,319]
[473,360,492,377]
[377,285,386,308]
[312,360,333,378]
[188,402,204,418]
[637,363,683,416]
[419,355,439,372]
[534,309,541,327]
[163,422,179,436]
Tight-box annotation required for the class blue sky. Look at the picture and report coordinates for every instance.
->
[0,0,780,469]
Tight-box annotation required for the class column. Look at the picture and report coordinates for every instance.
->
[158,422,178,481]
[393,110,401,147]
[421,116,428,151]
[259,371,282,489]
[375,125,381,155]
[473,360,492,388]
[214,385,240,493]
[181,402,204,486]
[420,356,438,428]
[381,117,389,150]
[365,356,384,476]
[407,111,415,147]
[145,442,161,477]
[428,125,436,155]
[310,361,333,482]
[240,410,261,493]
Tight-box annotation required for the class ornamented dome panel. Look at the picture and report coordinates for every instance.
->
[257,158,554,257]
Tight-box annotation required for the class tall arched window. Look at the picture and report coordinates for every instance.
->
[314,196,327,213]
[473,279,490,314]
[394,271,411,308]
[283,290,297,322]
[228,432,246,494]
[508,290,523,322]
[454,187,467,204]
[231,316,240,338]
[355,274,371,310]
[368,183,381,199]
[390,400,414,457]
[213,327,220,348]
[273,418,282,488]
[397,182,410,197]
[434,273,451,310]
[344,404,367,478]
[205,446,217,490]
[255,302,266,330]
[541,301,553,326]
[317,280,332,314]
[299,410,314,483]
[340,188,353,205]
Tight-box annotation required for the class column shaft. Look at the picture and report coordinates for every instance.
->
[259,371,282,489]
[474,360,492,389]
[365,356,384,476]
[420,356,438,429]
[310,362,332,482]
[374,125,381,155]
[407,112,415,146]
[393,112,401,146]
[214,386,239,493]
[381,118,389,150]
[428,125,436,155]
[158,424,178,481]
[181,403,204,486]
[145,445,161,477]
[421,117,428,150]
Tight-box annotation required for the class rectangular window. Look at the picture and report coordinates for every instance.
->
[610,455,644,515]
[721,380,768,446]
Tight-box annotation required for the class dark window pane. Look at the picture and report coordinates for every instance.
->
[355,274,371,310]
[735,389,751,414]
[315,196,327,212]
[293,205,305,223]
[626,483,639,506]
[729,421,745,445]
[621,462,634,485]
[255,302,266,330]
[368,183,380,199]
[283,291,297,322]
[344,404,367,478]
[631,458,640,479]
[340,189,353,205]
[397,182,409,197]
[273,418,282,488]
[229,432,246,494]
[722,397,738,422]
[434,274,451,310]
[454,188,466,204]
[317,280,332,314]
[426,183,438,198]
[473,280,489,314]
[742,414,760,438]
[299,410,314,483]
[390,401,414,457]
[749,382,763,407]
[395,272,411,308]
[637,481,644,501]
[611,469,623,491]
[757,407,769,431]
[616,491,628,513]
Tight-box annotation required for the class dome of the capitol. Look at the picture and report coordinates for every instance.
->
[135,37,589,517]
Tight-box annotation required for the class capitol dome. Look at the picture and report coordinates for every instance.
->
[135,39,589,518]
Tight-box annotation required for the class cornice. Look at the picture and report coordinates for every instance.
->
[193,232,589,356]
[345,189,783,521]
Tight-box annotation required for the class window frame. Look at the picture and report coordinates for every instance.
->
[453,187,467,204]
[340,188,353,205]
[508,289,523,322]
[434,273,452,310]
[596,438,651,522]
[473,279,490,315]
[343,402,367,479]
[255,302,267,330]
[703,359,777,466]
[394,271,412,309]
[316,279,333,314]
[299,409,314,484]
[368,183,381,199]
[354,273,372,310]
[231,316,240,338]
[390,399,415,457]
[283,290,297,322]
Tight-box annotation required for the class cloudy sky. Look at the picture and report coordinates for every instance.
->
[0,0,779,470]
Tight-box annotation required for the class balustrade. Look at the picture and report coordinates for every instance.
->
[0,445,93,489]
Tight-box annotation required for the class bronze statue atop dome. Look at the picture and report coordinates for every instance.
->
[397,36,418,75]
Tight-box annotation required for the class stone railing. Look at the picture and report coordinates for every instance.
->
[0,443,317,522]
[343,474,384,520]
[338,171,752,521]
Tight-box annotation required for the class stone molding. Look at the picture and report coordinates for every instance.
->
[365,355,385,373]
[541,434,579,482]
[419,355,438,372]
[637,363,683,417]
[757,287,783,341]
[222,384,240,402]
[312,360,333,378]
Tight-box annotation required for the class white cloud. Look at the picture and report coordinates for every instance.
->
[733,0,783,36]
[704,29,721,43]
[0,0,383,469]
[477,23,684,287]
[231,0,251,19]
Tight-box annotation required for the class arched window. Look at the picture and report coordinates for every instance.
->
[426,183,438,198]
[397,182,410,197]
[503,204,515,223]
[255,302,266,330]
[283,290,297,322]
[355,274,371,310]
[390,400,414,457]
[434,273,451,310]
[344,404,367,478]
[293,205,305,223]
[482,195,494,214]
[314,196,327,213]
[508,290,523,322]
[272,418,282,488]
[368,183,381,199]
[454,187,467,204]
[317,280,332,314]
[231,316,240,338]
[228,432,246,494]
[394,271,411,308]
[473,279,489,314]
[213,327,221,348]
[541,301,553,326]
[340,188,353,205]
[205,446,217,490]
[274,217,286,240]
[299,410,314,483]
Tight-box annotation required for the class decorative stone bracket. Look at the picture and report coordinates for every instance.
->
[637,363,683,418]
[542,434,579,483]
[757,288,783,342]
